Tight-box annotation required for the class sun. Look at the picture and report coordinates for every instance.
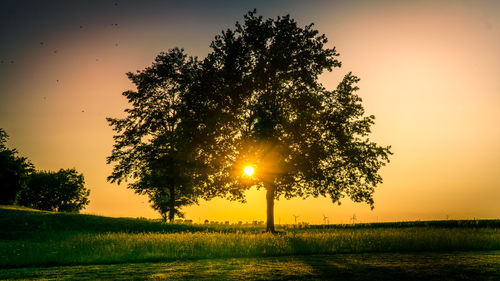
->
[244,165,254,176]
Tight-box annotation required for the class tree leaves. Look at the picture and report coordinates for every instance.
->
[0,128,34,205]
[107,48,203,221]
[193,11,391,208]
[16,169,89,212]
[107,11,392,221]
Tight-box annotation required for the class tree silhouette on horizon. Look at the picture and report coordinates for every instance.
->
[185,10,392,232]
[0,128,33,205]
[107,48,203,222]
[107,10,391,230]
[17,168,90,212]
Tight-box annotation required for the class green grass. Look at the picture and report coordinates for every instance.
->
[2,228,499,268]
[2,204,498,238]
[1,205,499,269]
[0,205,266,241]
[1,252,499,280]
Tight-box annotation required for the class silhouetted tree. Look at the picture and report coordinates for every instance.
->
[17,168,89,212]
[0,128,33,204]
[189,11,392,232]
[107,48,201,222]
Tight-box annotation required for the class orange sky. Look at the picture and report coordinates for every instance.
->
[1,0,499,224]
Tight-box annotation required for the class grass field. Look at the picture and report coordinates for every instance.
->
[2,252,499,280]
[1,205,499,279]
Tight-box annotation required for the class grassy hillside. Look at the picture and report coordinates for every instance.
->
[1,204,499,239]
[1,205,499,240]
[1,205,499,268]
[0,205,211,240]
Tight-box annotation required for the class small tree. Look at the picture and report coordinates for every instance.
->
[107,48,201,222]
[17,168,90,212]
[0,128,33,205]
[189,11,392,232]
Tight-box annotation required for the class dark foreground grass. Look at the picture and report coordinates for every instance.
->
[1,251,499,280]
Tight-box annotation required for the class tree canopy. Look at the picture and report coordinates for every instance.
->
[184,11,392,231]
[107,48,202,222]
[0,128,33,205]
[108,11,391,230]
[17,168,90,212]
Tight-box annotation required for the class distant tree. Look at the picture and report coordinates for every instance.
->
[17,168,90,212]
[187,11,392,232]
[0,128,33,205]
[107,48,201,222]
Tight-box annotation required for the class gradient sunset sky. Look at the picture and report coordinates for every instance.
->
[1,0,499,224]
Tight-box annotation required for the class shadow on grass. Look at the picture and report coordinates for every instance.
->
[0,252,499,280]
[295,251,500,280]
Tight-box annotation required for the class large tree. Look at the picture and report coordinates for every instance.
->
[107,48,202,222]
[189,11,392,232]
[17,168,90,212]
[0,128,33,205]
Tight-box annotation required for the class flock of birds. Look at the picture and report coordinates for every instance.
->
[1,1,122,114]
[1,1,121,68]
[36,22,120,77]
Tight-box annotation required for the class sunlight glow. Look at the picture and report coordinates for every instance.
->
[244,166,254,176]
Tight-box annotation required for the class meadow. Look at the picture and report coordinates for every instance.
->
[1,205,499,270]
[2,252,499,280]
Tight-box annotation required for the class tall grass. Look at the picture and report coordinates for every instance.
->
[1,206,499,268]
[1,228,499,268]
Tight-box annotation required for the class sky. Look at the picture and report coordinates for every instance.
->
[1,0,499,224]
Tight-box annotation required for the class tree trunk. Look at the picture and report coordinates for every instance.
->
[168,186,175,223]
[265,184,275,233]
[168,210,175,222]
